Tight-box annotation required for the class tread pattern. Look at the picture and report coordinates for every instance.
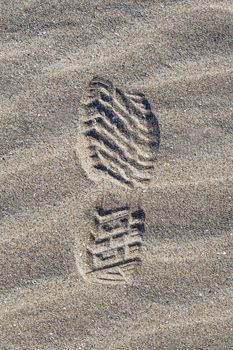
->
[84,76,160,188]
[86,206,145,284]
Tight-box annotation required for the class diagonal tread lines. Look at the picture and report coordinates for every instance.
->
[84,76,160,188]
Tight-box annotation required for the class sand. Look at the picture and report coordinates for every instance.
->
[0,0,233,349]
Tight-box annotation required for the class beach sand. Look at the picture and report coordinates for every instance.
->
[0,0,233,349]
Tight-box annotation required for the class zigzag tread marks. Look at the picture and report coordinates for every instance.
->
[78,205,146,284]
[85,114,155,162]
[83,76,160,188]
[93,146,151,183]
[86,125,155,170]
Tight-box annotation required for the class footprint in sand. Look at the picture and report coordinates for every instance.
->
[76,77,160,284]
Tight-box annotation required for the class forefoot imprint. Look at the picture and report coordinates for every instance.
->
[81,76,160,188]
